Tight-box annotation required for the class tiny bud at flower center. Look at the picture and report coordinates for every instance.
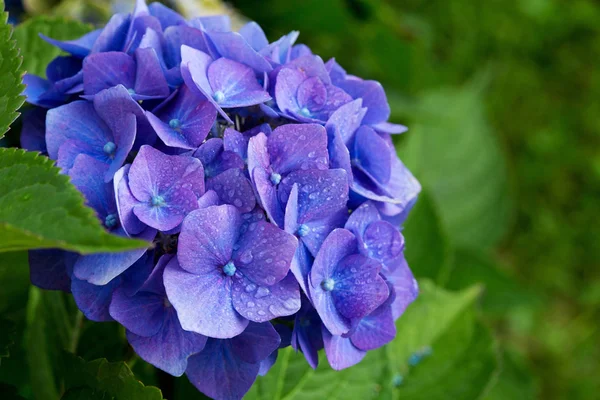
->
[321,278,335,292]
[270,172,282,185]
[223,261,236,277]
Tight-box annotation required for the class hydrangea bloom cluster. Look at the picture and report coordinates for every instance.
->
[24,1,421,398]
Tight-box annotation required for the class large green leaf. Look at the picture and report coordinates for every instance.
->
[402,190,451,283]
[0,148,148,253]
[0,0,26,140]
[398,77,512,249]
[60,352,163,400]
[246,281,499,400]
[0,318,16,364]
[13,15,92,78]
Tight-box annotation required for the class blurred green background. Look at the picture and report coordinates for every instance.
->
[3,0,600,399]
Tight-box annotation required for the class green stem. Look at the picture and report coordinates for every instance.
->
[69,310,84,354]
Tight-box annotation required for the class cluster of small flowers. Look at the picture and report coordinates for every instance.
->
[23,1,421,398]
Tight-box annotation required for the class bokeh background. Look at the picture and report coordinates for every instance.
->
[3,0,599,399]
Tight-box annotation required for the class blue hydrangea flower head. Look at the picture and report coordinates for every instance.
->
[27,1,422,398]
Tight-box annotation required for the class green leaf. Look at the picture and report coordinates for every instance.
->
[402,190,451,283]
[387,281,499,400]
[0,0,26,140]
[445,248,539,317]
[25,287,79,400]
[483,350,538,400]
[0,251,30,315]
[13,15,92,78]
[398,76,513,249]
[0,148,148,253]
[60,352,164,400]
[247,281,499,400]
[246,347,387,400]
[61,387,114,400]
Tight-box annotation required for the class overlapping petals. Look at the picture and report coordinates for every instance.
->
[27,2,421,399]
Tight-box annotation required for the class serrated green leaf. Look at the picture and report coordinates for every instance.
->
[247,281,498,400]
[0,0,26,140]
[246,347,387,400]
[13,15,92,78]
[402,190,451,283]
[60,352,164,400]
[61,387,115,400]
[398,76,512,249]
[0,148,149,253]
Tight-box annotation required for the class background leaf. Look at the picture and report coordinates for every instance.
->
[0,0,26,140]
[398,77,513,250]
[246,280,498,400]
[0,148,148,253]
[13,15,92,78]
[60,352,163,400]
[402,190,450,283]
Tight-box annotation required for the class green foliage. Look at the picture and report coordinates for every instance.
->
[0,148,149,254]
[246,281,497,400]
[0,0,26,140]
[0,318,16,363]
[398,76,512,249]
[60,353,164,400]
[401,190,450,282]
[13,15,92,78]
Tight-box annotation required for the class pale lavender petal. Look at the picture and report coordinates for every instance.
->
[133,47,170,99]
[353,126,391,184]
[71,276,120,322]
[350,305,396,351]
[239,22,268,51]
[268,124,329,175]
[345,201,380,239]
[110,289,165,336]
[233,221,297,286]
[115,165,146,236]
[384,255,419,319]
[231,321,281,363]
[252,167,284,227]
[126,309,207,376]
[207,57,271,107]
[372,121,408,135]
[274,68,304,116]
[338,79,390,125]
[325,98,366,145]
[72,228,155,285]
[177,205,241,275]
[164,257,248,338]
[332,255,388,320]
[322,327,366,370]
[207,31,272,73]
[207,168,256,213]
[83,52,136,96]
[363,220,404,267]
[186,340,258,400]
[231,273,300,323]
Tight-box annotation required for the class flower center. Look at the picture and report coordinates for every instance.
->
[103,141,116,155]
[270,172,282,185]
[299,107,311,117]
[169,118,181,130]
[213,91,225,103]
[151,195,166,207]
[296,224,310,237]
[321,278,335,292]
[222,261,236,277]
[104,213,118,229]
